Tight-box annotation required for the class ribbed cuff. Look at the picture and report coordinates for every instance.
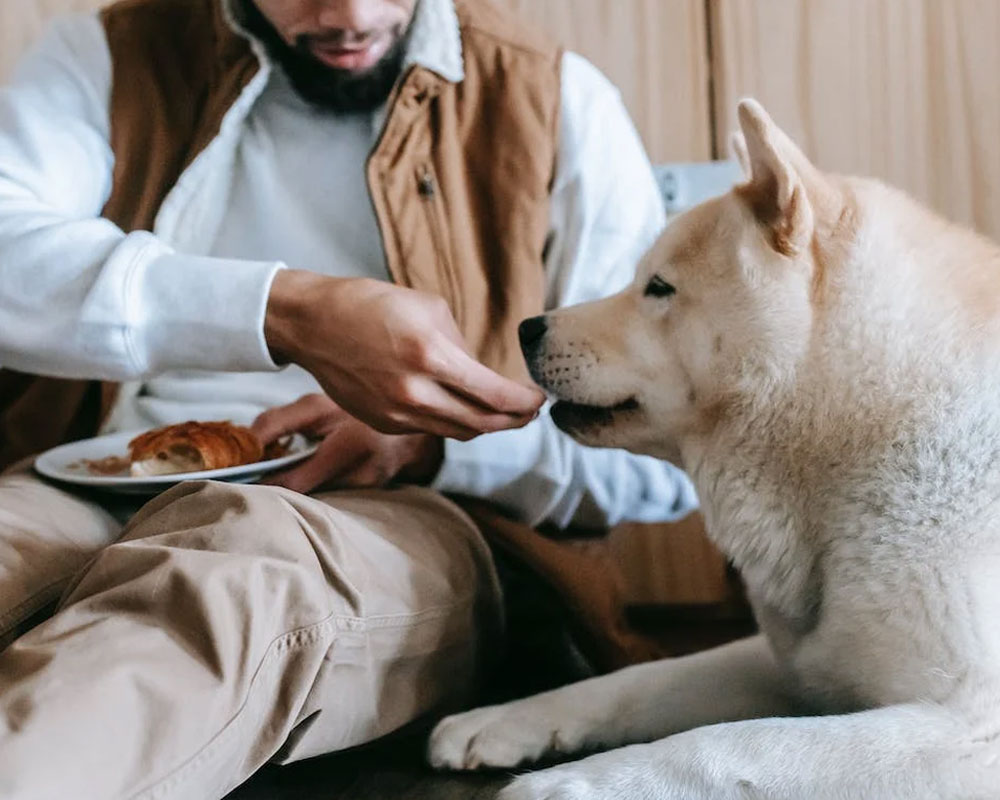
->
[127,252,284,375]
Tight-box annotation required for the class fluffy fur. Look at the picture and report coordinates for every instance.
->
[427,100,1000,799]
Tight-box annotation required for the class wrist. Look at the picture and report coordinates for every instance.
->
[264,269,333,365]
[264,269,305,364]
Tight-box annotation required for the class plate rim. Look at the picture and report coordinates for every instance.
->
[34,429,318,488]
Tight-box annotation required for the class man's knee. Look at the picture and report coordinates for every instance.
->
[119,480,327,561]
[57,480,338,634]
[54,482,499,655]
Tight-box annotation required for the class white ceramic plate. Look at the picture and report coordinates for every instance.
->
[34,430,318,495]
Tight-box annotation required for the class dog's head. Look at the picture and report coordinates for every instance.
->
[521,100,845,461]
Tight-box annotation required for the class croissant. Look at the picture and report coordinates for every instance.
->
[128,421,264,477]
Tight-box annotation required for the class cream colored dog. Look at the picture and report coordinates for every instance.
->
[427,100,1000,799]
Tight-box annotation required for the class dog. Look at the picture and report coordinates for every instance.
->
[426,99,1000,799]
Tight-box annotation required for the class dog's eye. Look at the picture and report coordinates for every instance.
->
[643,275,676,298]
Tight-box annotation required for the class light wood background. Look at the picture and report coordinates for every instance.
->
[6,0,1000,605]
[710,0,1000,244]
[506,0,712,163]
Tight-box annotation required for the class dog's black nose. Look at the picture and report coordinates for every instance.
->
[518,315,547,351]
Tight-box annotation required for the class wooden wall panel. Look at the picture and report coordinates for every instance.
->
[611,514,728,605]
[710,0,1000,241]
[505,0,712,163]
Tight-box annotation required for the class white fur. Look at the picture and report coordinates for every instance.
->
[427,100,1000,798]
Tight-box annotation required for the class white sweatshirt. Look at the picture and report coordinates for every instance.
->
[0,0,698,528]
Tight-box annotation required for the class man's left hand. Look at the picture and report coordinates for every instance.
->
[251,394,444,494]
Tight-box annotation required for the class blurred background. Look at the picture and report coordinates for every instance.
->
[5,0,999,616]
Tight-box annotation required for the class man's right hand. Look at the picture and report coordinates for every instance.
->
[264,270,544,440]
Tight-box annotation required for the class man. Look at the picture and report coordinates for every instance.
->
[0,0,696,797]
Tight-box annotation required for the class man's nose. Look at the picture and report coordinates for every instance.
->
[518,315,547,360]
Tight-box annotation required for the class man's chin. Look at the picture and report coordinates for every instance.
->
[237,0,409,114]
[282,39,406,113]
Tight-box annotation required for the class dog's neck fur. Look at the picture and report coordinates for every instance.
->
[683,177,1000,653]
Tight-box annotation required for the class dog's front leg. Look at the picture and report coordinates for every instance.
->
[430,635,801,770]
[499,700,1000,800]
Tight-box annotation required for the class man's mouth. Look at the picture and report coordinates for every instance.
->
[550,396,639,431]
[309,37,386,70]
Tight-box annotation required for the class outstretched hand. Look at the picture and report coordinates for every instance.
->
[252,394,444,494]
[264,271,544,438]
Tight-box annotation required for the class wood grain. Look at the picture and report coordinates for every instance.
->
[710,0,1000,241]
[610,513,728,605]
[504,0,712,162]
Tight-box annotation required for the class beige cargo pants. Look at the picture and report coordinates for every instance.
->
[0,463,503,800]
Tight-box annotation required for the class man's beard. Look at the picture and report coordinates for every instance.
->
[237,0,412,114]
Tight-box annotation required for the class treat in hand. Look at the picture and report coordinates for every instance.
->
[127,421,266,477]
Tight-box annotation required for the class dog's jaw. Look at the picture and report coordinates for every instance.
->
[549,396,640,437]
[523,328,647,445]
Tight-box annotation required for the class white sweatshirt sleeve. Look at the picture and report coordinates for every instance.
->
[0,15,281,380]
[431,52,698,529]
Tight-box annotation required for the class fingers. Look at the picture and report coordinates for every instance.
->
[433,341,545,417]
[251,394,342,445]
[264,427,368,494]
[346,378,538,440]
[415,294,543,416]
[407,382,538,440]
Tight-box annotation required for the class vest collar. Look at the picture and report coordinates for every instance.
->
[405,0,464,84]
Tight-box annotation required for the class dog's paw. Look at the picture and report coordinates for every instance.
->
[496,746,680,800]
[428,699,590,771]
[498,768,603,800]
[497,756,649,800]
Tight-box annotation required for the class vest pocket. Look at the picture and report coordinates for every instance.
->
[415,162,463,329]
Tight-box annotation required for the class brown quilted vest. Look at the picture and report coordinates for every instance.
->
[0,0,663,671]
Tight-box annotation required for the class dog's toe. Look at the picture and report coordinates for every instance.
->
[428,704,577,771]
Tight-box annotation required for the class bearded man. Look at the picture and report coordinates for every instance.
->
[0,0,695,797]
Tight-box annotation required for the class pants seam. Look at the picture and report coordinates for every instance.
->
[127,614,339,800]
[128,593,482,800]
[0,577,69,636]
[331,595,479,631]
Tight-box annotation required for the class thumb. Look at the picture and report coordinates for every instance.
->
[251,393,341,445]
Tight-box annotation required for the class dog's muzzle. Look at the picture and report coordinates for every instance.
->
[519,315,547,357]
[519,315,548,381]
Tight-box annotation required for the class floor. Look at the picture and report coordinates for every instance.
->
[225,606,756,800]
[227,733,510,800]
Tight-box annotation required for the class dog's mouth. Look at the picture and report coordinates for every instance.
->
[550,396,640,432]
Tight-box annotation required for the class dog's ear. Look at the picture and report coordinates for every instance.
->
[730,131,751,178]
[736,98,825,257]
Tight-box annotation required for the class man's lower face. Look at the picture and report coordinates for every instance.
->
[305,27,398,71]
[237,0,416,114]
